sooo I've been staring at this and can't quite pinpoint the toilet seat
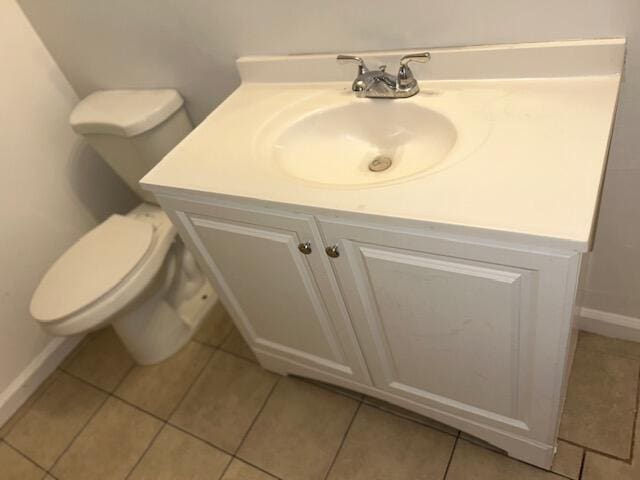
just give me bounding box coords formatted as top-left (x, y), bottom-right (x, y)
top-left (30, 204), bottom-right (177, 335)
top-left (31, 214), bottom-right (154, 322)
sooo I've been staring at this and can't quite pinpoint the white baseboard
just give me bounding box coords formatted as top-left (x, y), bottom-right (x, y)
top-left (578, 307), bottom-right (640, 343)
top-left (0, 335), bottom-right (84, 428)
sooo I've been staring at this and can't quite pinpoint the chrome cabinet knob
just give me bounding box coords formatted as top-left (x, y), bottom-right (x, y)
top-left (298, 241), bottom-right (312, 255)
top-left (325, 245), bottom-right (340, 258)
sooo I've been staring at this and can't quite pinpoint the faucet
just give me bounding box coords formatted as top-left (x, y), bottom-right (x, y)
top-left (337, 52), bottom-right (431, 99)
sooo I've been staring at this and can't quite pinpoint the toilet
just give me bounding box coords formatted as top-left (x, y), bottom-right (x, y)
top-left (30, 89), bottom-right (216, 365)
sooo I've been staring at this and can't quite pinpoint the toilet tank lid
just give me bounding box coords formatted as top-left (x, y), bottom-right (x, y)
top-left (70, 89), bottom-right (184, 137)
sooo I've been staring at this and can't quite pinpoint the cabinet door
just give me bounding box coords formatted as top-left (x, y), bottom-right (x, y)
top-left (164, 199), bottom-right (370, 384)
top-left (319, 216), bottom-right (579, 441)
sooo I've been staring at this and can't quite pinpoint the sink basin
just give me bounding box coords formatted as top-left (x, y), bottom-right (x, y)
top-left (260, 101), bottom-right (458, 188)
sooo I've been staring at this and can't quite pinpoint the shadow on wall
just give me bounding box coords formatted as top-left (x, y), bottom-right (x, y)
top-left (66, 140), bottom-right (139, 222)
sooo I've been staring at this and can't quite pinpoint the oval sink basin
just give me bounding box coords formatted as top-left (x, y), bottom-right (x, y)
top-left (268, 102), bottom-right (457, 187)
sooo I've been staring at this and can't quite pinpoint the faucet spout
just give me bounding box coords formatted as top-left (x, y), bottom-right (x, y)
top-left (337, 52), bottom-right (430, 99)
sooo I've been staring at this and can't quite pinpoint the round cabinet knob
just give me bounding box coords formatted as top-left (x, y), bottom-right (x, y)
top-left (298, 241), bottom-right (312, 255)
top-left (325, 245), bottom-right (340, 258)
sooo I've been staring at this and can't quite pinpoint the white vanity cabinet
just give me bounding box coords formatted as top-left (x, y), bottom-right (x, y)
top-left (161, 198), bottom-right (372, 385)
top-left (318, 216), bottom-right (581, 467)
top-left (140, 39), bottom-right (624, 472)
top-left (159, 194), bottom-right (580, 469)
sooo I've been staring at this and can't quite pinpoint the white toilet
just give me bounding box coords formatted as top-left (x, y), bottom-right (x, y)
top-left (30, 89), bottom-right (215, 365)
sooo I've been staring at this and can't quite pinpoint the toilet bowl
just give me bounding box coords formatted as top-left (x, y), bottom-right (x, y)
top-left (30, 204), bottom-right (215, 364)
top-left (29, 89), bottom-right (215, 365)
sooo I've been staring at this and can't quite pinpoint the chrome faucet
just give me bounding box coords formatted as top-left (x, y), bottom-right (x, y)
top-left (337, 52), bottom-right (431, 99)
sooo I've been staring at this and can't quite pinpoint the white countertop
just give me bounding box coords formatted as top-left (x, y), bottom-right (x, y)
top-left (142, 40), bottom-right (623, 252)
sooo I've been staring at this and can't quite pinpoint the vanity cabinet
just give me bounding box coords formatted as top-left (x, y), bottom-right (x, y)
top-left (159, 194), bottom-right (581, 469)
top-left (165, 199), bottom-right (371, 385)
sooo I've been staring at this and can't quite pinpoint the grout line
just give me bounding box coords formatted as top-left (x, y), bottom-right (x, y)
top-left (166, 346), bottom-right (218, 420)
top-left (2, 439), bottom-right (50, 475)
top-left (230, 457), bottom-right (285, 480)
top-left (107, 345), bottom-right (219, 424)
top-left (557, 437), bottom-right (634, 465)
top-left (192, 336), bottom-right (259, 365)
top-left (215, 347), bottom-right (259, 365)
top-left (167, 422), bottom-right (236, 457)
top-left (46, 359), bottom-right (136, 476)
top-left (45, 392), bottom-right (110, 476)
top-left (124, 422), bottom-right (166, 479)
top-left (322, 400), bottom-right (362, 480)
top-left (218, 324), bottom-right (238, 347)
top-left (51, 345), bottom-right (224, 479)
top-left (456, 434), bottom-right (580, 480)
top-left (442, 432), bottom-right (460, 479)
top-left (216, 456), bottom-right (235, 480)
top-left (629, 364), bottom-right (640, 465)
top-left (191, 332), bottom-right (232, 351)
top-left (578, 448), bottom-right (586, 480)
top-left (0, 371), bottom-right (60, 441)
top-left (218, 457), bottom-right (235, 480)
top-left (3, 436), bottom-right (49, 471)
top-left (233, 376), bottom-right (281, 457)
top-left (56, 369), bottom-right (114, 397)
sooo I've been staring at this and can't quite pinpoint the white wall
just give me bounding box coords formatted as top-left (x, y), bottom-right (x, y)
top-left (15, 0), bottom-right (640, 319)
top-left (0, 0), bottom-right (137, 413)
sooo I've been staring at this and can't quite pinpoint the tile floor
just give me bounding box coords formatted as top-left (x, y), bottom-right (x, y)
top-left (1, 305), bottom-right (639, 480)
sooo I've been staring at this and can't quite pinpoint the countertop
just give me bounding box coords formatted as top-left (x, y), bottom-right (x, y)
top-left (141, 40), bottom-right (623, 252)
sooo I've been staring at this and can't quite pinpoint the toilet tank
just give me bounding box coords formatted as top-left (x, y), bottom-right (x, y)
top-left (70, 89), bottom-right (193, 204)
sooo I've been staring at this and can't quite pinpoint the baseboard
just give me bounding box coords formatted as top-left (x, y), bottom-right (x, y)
top-left (0, 335), bottom-right (84, 428)
top-left (578, 307), bottom-right (640, 343)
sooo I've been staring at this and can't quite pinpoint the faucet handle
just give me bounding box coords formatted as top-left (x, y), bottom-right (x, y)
top-left (336, 55), bottom-right (368, 75)
top-left (399, 52), bottom-right (431, 66)
top-left (397, 52), bottom-right (430, 90)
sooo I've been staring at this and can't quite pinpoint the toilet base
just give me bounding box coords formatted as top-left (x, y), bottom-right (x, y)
top-left (112, 280), bottom-right (216, 365)
top-left (110, 240), bottom-right (217, 365)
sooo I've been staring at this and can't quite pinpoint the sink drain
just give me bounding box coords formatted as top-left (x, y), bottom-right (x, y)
top-left (368, 155), bottom-right (393, 172)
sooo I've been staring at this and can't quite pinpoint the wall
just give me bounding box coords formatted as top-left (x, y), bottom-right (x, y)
top-left (16, 0), bottom-right (640, 319)
top-left (0, 0), bottom-right (137, 422)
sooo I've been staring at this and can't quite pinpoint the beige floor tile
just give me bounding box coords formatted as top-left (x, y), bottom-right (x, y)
top-left (0, 370), bottom-right (61, 440)
top-left (221, 326), bottom-right (257, 362)
top-left (52, 397), bottom-right (162, 480)
top-left (559, 344), bottom-right (639, 458)
top-left (170, 351), bottom-right (278, 453)
top-left (238, 377), bottom-right (358, 480)
top-left (363, 395), bottom-right (458, 435)
top-left (327, 404), bottom-right (455, 480)
top-left (6, 372), bottom-right (106, 469)
top-left (58, 334), bottom-right (93, 371)
top-left (551, 441), bottom-right (583, 479)
top-left (0, 442), bottom-right (46, 480)
top-left (447, 439), bottom-right (563, 479)
top-left (115, 341), bottom-right (213, 419)
top-left (193, 302), bottom-right (234, 347)
top-left (578, 331), bottom-right (640, 360)
top-left (582, 451), bottom-right (638, 479)
top-left (129, 424), bottom-right (231, 480)
top-left (63, 327), bottom-right (134, 392)
top-left (222, 459), bottom-right (278, 480)
top-left (582, 415), bottom-right (640, 480)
